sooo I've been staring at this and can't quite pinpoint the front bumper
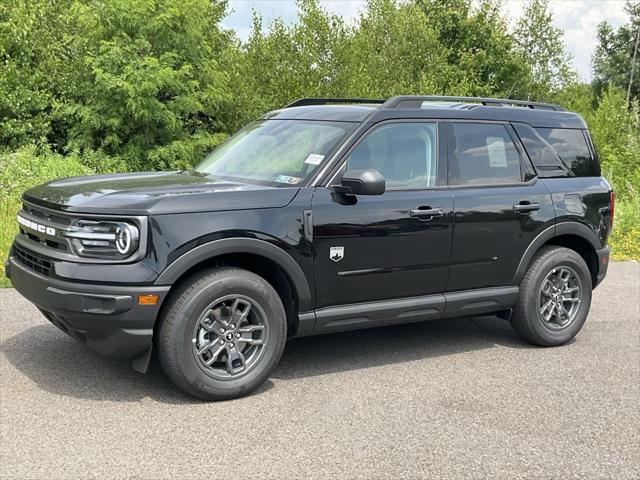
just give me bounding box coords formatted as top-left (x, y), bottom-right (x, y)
top-left (5, 254), bottom-right (170, 362)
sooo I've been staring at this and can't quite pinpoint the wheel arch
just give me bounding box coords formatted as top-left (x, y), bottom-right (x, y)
top-left (513, 222), bottom-right (601, 287)
top-left (154, 238), bottom-right (313, 336)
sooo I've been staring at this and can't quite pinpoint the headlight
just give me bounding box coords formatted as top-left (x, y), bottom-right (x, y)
top-left (65, 220), bottom-right (140, 259)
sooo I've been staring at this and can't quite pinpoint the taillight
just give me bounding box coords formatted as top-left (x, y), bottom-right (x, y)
top-left (609, 191), bottom-right (615, 227)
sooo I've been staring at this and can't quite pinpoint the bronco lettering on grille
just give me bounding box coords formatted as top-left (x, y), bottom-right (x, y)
top-left (17, 214), bottom-right (56, 236)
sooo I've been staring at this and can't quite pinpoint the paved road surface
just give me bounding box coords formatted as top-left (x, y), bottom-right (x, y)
top-left (1, 262), bottom-right (638, 479)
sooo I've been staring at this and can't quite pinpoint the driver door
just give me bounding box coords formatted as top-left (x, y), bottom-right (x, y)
top-left (311, 121), bottom-right (453, 329)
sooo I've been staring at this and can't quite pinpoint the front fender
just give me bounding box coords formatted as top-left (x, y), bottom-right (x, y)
top-left (154, 237), bottom-right (312, 312)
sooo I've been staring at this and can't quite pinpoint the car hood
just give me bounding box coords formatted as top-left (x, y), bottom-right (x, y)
top-left (22, 171), bottom-right (300, 215)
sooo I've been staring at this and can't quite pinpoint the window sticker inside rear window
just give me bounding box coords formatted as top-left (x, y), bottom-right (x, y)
top-left (273, 174), bottom-right (302, 185)
top-left (486, 136), bottom-right (508, 167)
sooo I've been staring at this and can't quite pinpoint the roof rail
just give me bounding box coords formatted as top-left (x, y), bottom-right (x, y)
top-left (382, 95), bottom-right (564, 111)
top-left (285, 98), bottom-right (385, 108)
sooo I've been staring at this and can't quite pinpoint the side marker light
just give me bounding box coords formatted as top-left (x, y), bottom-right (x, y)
top-left (138, 294), bottom-right (159, 305)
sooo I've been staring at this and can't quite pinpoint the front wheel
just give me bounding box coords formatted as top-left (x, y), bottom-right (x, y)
top-left (511, 246), bottom-right (592, 346)
top-left (157, 267), bottom-right (287, 400)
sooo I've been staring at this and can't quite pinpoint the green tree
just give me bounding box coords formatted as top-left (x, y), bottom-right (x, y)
top-left (513, 0), bottom-right (576, 99)
top-left (230, 0), bottom-right (347, 126)
top-left (0, 0), bottom-right (74, 149)
top-left (593, 1), bottom-right (640, 105)
top-left (549, 83), bottom-right (595, 116)
top-left (235, 0), bottom-right (532, 105)
top-left (417, 0), bottom-right (529, 97)
top-left (336, 0), bottom-right (449, 97)
top-left (588, 87), bottom-right (640, 197)
top-left (58, 0), bottom-right (233, 170)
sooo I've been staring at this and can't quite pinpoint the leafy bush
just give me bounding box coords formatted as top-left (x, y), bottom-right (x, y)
top-left (0, 0), bottom-right (75, 149)
top-left (1, 0), bottom-right (232, 170)
top-left (0, 146), bottom-right (91, 200)
top-left (587, 88), bottom-right (640, 198)
top-left (62, 0), bottom-right (232, 169)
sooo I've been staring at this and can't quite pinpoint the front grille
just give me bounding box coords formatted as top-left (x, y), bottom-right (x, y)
top-left (17, 202), bottom-right (72, 253)
top-left (19, 229), bottom-right (68, 251)
top-left (13, 243), bottom-right (52, 276)
top-left (23, 203), bottom-right (72, 226)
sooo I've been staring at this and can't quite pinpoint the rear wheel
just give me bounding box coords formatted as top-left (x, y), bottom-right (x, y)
top-left (157, 267), bottom-right (286, 400)
top-left (511, 246), bottom-right (592, 346)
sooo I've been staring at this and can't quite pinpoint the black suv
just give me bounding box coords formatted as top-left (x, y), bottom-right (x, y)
top-left (6, 96), bottom-right (614, 400)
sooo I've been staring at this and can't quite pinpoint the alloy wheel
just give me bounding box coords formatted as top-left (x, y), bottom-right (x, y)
top-left (192, 295), bottom-right (267, 379)
top-left (538, 266), bottom-right (582, 330)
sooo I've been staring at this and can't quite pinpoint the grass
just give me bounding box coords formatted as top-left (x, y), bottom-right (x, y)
top-left (0, 198), bottom-right (20, 287)
top-left (609, 199), bottom-right (640, 260)
top-left (1, 194), bottom-right (637, 289)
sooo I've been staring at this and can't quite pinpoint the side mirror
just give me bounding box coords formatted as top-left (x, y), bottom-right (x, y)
top-left (340, 169), bottom-right (385, 195)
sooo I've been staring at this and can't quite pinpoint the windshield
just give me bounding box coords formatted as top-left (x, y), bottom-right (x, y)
top-left (196, 119), bottom-right (357, 187)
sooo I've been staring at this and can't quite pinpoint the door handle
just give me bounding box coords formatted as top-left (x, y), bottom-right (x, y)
top-left (513, 202), bottom-right (540, 213)
top-left (409, 207), bottom-right (444, 219)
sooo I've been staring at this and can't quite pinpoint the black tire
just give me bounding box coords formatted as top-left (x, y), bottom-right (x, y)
top-left (157, 267), bottom-right (286, 400)
top-left (511, 246), bottom-right (592, 347)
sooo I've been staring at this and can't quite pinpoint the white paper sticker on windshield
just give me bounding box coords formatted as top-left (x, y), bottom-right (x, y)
top-left (304, 154), bottom-right (325, 165)
top-left (486, 137), bottom-right (508, 167)
top-left (274, 174), bottom-right (301, 185)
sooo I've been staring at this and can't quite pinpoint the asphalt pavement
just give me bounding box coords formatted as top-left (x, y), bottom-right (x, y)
top-left (1, 262), bottom-right (638, 479)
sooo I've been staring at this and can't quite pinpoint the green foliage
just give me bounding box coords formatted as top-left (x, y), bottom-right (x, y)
top-left (549, 83), bottom-right (596, 114)
top-left (57, 0), bottom-right (232, 170)
top-left (0, 146), bottom-right (92, 201)
top-left (513, 0), bottom-right (576, 99)
top-left (337, 0), bottom-right (449, 97)
top-left (1, 0), bottom-right (233, 170)
top-left (0, 0), bottom-right (74, 148)
top-left (417, 0), bottom-right (529, 97)
top-left (232, 0), bottom-right (550, 121)
top-left (1, 0), bottom-right (582, 166)
top-left (593, 0), bottom-right (640, 103)
top-left (609, 199), bottom-right (640, 261)
top-left (588, 87), bottom-right (640, 197)
top-left (231, 0), bottom-right (349, 125)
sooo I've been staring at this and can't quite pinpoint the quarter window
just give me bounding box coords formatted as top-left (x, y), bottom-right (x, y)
top-left (345, 123), bottom-right (438, 190)
top-left (448, 123), bottom-right (522, 185)
top-left (534, 128), bottom-right (600, 176)
top-left (512, 123), bottom-right (566, 176)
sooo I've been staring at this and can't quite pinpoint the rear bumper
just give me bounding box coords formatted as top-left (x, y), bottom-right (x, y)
top-left (5, 255), bottom-right (170, 360)
top-left (595, 246), bottom-right (610, 287)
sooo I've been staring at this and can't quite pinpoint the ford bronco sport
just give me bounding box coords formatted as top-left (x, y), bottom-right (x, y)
top-left (6, 96), bottom-right (613, 400)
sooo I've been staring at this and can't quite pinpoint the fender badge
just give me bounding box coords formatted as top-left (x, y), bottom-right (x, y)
top-left (330, 246), bottom-right (344, 262)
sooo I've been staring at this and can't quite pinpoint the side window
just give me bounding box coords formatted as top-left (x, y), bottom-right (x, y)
top-left (513, 123), bottom-right (567, 177)
top-left (534, 128), bottom-right (600, 176)
top-left (448, 123), bottom-right (522, 185)
top-left (345, 123), bottom-right (437, 190)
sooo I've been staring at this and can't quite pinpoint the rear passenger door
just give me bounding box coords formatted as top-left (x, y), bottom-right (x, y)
top-left (445, 121), bottom-right (555, 291)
